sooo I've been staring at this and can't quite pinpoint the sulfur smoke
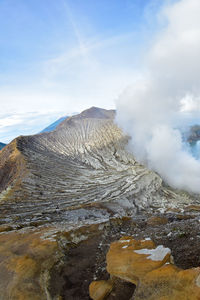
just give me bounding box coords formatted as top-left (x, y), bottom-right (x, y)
top-left (116, 0), bottom-right (200, 193)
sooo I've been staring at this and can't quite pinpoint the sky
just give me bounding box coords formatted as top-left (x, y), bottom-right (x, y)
top-left (0, 0), bottom-right (167, 143)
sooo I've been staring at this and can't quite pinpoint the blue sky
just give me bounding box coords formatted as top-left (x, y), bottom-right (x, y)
top-left (0, 0), bottom-right (171, 142)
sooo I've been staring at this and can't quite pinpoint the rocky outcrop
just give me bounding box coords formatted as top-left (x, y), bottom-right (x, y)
top-left (133, 264), bottom-right (200, 300)
top-left (106, 237), bottom-right (171, 285)
top-left (0, 139), bottom-right (27, 195)
top-left (90, 237), bottom-right (200, 300)
top-left (0, 227), bottom-right (60, 300)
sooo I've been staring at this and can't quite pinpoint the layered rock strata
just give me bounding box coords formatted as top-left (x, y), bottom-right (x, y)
top-left (0, 107), bottom-right (199, 229)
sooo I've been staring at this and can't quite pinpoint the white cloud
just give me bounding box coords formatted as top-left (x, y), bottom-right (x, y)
top-left (0, 111), bottom-right (68, 143)
top-left (0, 115), bottom-right (23, 128)
top-left (116, 0), bottom-right (200, 193)
top-left (180, 94), bottom-right (200, 113)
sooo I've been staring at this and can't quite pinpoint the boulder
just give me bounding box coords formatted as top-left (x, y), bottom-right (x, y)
top-left (89, 280), bottom-right (113, 300)
top-left (106, 236), bottom-right (171, 284)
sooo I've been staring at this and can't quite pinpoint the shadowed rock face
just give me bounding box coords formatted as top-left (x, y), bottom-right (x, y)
top-left (0, 107), bottom-right (200, 228)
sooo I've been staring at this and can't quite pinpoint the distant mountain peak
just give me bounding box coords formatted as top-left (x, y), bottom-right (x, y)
top-left (40, 116), bottom-right (68, 133)
top-left (0, 142), bottom-right (6, 150)
top-left (78, 107), bottom-right (116, 119)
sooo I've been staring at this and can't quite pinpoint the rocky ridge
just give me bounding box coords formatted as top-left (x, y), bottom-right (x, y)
top-left (0, 107), bottom-right (199, 229)
top-left (1, 107), bottom-right (200, 299)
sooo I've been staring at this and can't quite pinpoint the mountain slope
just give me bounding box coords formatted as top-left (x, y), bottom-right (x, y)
top-left (0, 107), bottom-right (198, 227)
top-left (1, 107), bottom-right (200, 300)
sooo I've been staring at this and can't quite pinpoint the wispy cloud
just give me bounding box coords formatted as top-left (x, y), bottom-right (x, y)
top-left (0, 111), bottom-right (68, 143)
top-left (0, 115), bottom-right (23, 128)
top-left (62, 0), bottom-right (88, 57)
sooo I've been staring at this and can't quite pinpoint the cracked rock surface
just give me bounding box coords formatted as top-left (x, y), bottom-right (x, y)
top-left (0, 107), bottom-right (199, 228)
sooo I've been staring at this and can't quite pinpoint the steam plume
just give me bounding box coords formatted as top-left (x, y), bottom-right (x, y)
top-left (116, 0), bottom-right (200, 193)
